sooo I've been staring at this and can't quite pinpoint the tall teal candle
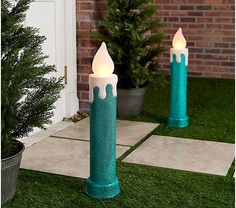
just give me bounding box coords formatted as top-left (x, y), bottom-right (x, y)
top-left (168, 28), bottom-right (189, 128)
top-left (85, 43), bottom-right (120, 198)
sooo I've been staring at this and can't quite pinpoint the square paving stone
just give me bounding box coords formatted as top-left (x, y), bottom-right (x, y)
top-left (123, 135), bottom-right (235, 176)
top-left (21, 137), bottom-right (129, 178)
top-left (52, 117), bottom-right (158, 146)
top-left (20, 121), bottom-right (74, 148)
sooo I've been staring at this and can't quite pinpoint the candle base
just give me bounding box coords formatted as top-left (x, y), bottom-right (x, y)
top-left (167, 116), bottom-right (189, 128)
top-left (85, 177), bottom-right (120, 199)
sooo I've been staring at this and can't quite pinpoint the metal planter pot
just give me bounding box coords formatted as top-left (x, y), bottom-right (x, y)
top-left (117, 87), bottom-right (147, 118)
top-left (1, 141), bottom-right (25, 204)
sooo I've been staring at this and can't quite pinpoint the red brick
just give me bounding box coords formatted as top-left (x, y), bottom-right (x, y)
top-left (187, 0), bottom-right (204, 3)
top-left (214, 18), bottom-right (231, 23)
top-left (188, 24), bottom-right (204, 29)
top-left (78, 66), bottom-right (92, 73)
top-left (204, 60), bottom-right (222, 65)
top-left (196, 5), bottom-right (212, 10)
top-left (222, 0), bottom-right (235, 3)
top-left (196, 54), bottom-right (212, 59)
top-left (214, 5), bottom-right (232, 10)
top-left (81, 75), bottom-right (89, 82)
top-left (221, 12), bottom-right (235, 16)
top-left (221, 62), bottom-right (235, 67)
top-left (180, 17), bottom-right (196, 22)
top-left (204, 11), bottom-right (221, 16)
top-left (155, 0), bottom-right (171, 3)
top-left (222, 49), bottom-right (235, 54)
top-left (214, 42), bottom-right (230, 48)
top-left (223, 24), bottom-right (234, 30)
top-left (78, 39), bottom-right (91, 48)
top-left (205, 49), bottom-right (221, 53)
top-left (81, 92), bottom-right (89, 100)
top-left (80, 21), bottom-right (96, 30)
top-left (197, 18), bottom-right (213, 23)
top-left (206, 24), bottom-right (222, 29)
top-left (163, 5), bottom-right (178, 10)
top-left (180, 5), bottom-right (195, 10)
top-left (78, 84), bottom-right (89, 92)
top-left (164, 17), bottom-right (179, 22)
top-left (81, 57), bottom-right (92, 65)
top-left (170, 11), bottom-right (187, 17)
top-left (188, 11), bottom-right (203, 16)
top-left (79, 2), bottom-right (95, 10)
top-left (205, 0), bottom-right (222, 4)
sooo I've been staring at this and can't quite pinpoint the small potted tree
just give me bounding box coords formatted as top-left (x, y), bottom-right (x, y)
top-left (1, 0), bottom-right (63, 204)
top-left (93, 0), bottom-right (165, 117)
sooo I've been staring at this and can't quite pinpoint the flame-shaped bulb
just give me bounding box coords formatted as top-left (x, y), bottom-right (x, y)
top-left (92, 42), bottom-right (114, 77)
top-left (172, 28), bottom-right (187, 50)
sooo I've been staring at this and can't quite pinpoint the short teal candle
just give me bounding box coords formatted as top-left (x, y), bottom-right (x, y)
top-left (85, 74), bottom-right (120, 199)
top-left (167, 48), bottom-right (189, 128)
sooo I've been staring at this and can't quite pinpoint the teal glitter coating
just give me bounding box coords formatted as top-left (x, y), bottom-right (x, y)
top-left (167, 54), bottom-right (189, 128)
top-left (85, 84), bottom-right (120, 198)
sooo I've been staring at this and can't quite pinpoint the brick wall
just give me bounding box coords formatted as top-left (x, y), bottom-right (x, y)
top-left (76, 0), bottom-right (235, 109)
top-left (76, 0), bottom-right (106, 109)
top-left (156, 0), bottom-right (235, 79)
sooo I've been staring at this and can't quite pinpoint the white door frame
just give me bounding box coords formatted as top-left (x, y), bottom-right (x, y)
top-left (64, 0), bottom-right (79, 117)
top-left (22, 0), bottom-right (78, 139)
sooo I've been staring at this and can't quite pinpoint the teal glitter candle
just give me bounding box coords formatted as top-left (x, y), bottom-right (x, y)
top-left (168, 28), bottom-right (189, 128)
top-left (85, 43), bottom-right (120, 198)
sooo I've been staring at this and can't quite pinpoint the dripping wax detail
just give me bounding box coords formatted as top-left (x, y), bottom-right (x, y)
top-left (89, 74), bottom-right (118, 103)
top-left (170, 48), bottom-right (188, 66)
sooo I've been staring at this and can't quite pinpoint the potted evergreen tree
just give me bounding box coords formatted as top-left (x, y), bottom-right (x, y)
top-left (93, 0), bottom-right (165, 117)
top-left (1, 0), bottom-right (63, 204)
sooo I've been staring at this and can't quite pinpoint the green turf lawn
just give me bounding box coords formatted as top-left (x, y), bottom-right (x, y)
top-left (2, 77), bottom-right (235, 208)
top-left (3, 162), bottom-right (234, 208)
top-left (129, 77), bottom-right (235, 143)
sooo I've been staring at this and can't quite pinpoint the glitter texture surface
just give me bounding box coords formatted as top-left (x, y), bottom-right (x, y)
top-left (168, 54), bottom-right (189, 128)
top-left (85, 84), bottom-right (120, 198)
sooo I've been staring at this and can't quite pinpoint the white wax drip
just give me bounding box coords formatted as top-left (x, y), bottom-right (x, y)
top-left (170, 48), bottom-right (188, 66)
top-left (89, 74), bottom-right (118, 103)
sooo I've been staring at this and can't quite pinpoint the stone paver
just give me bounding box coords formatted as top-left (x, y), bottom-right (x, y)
top-left (123, 135), bottom-right (235, 176)
top-left (20, 121), bottom-right (74, 148)
top-left (21, 137), bottom-right (129, 178)
top-left (52, 117), bottom-right (158, 146)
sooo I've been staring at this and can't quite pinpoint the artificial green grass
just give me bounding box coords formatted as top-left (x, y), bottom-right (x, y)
top-left (3, 163), bottom-right (234, 208)
top-left (129, 77), bottom-right (235, 143)
top-left (3, 77), bottom-right (234, 207)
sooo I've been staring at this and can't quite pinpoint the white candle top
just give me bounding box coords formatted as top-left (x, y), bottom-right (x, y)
top-left (170, 48), bottom-right (188, 66)
top-left (89, 74), bottom-right (118, 103)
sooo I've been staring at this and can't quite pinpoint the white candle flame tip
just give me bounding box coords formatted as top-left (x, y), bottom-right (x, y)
top-left (92, 42), bottom-right (114, 77)
top-left (172, 28), bottom-right (187, 50)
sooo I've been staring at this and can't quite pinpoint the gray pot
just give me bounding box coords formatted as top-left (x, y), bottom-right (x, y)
top-left (1, 141), bottom-right (25, 204)
top-left (117, 87), bottom-right (147, 118)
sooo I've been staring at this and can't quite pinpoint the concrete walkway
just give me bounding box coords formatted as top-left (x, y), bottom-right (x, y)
top-left (21, 118), bottom-right (234, 178)
top-left (21, 118), bottom-right (158, 178)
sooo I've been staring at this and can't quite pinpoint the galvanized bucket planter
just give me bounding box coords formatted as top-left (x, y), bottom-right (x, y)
top-left (1, 141), bottom-right (25, 204)
top-left (117, 87), bottom-right (147, 118)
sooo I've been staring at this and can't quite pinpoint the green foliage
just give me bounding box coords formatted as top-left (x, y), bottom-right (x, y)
top-left (1, 0), bottom-right (64, 158)
top-left (93, 0), bottom-right (165, 88)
